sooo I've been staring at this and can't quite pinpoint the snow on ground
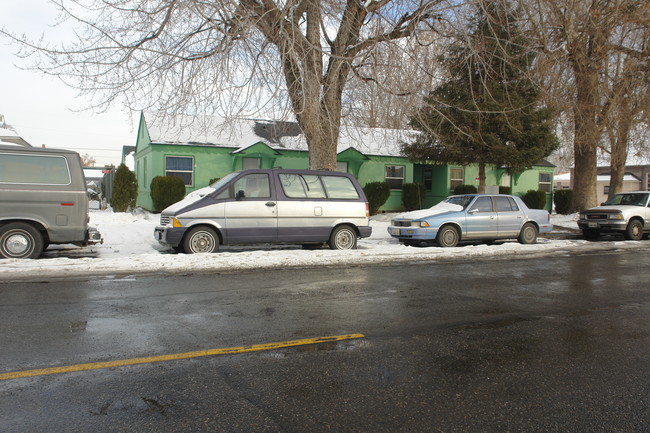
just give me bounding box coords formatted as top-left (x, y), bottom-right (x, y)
top-left (0, 209), bottom-right (643, 281)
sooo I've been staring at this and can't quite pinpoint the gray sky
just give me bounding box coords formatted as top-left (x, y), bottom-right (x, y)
top-left (0, 0), bottom-right (135, 166)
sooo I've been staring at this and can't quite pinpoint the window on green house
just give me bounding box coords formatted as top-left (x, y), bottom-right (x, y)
top-left (165, 156), bottom-right (193, 186)
top-left (385, 165), bottom-right (404, 190)
top-left (423, 167), bottom-right (433, 191)
top-left (243, 157), bottom-right (261, 170)
top-left (539, 173), bottom-right (551, 192)
top-left (450, 168), bottom-right (464, 190)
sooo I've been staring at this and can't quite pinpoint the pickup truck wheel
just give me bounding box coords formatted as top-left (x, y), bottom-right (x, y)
top-left (183, 226), bottom-right (219, 254)
top-left (625, 220), bottom-right (643, 241)
top-left (518, 223), bottom-right (538, 244)
top-left (0, 223), bottom-right (44, 259)
top-left (329, 225), bottom-right (357, 250)
top-left (437, 225), bottom-right (459, 248)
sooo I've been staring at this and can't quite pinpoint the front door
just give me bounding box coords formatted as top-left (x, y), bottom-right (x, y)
top-left (224, 173), bottom-right (277, 243)
top-left (464, 196), bottom-right (498, 239)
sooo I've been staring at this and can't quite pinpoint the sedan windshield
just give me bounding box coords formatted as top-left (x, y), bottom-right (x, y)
top-left (604, 193), bottom-right (649, 207)
top-left (444, 195), bottom-right (474, 209)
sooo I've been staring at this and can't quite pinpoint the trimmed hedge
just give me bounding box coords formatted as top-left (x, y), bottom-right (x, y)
top-left (363, 181), bottom-right (391, 215)
top-left (110, 163), bottom-right (138, 212)
top-left (521, 189), bottom-right (547, 209)
top-left (554, 189), bottom-right (573, 214)
top-left (454, 184), bottom-right (477, 194)
top-left (150, 176), bottom-right (186, 212)
top-left (402, 183), bottom-right (426, 211)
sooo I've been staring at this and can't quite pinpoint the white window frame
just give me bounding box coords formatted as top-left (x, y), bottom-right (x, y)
top-left (385, 165), bottom-right (405, 190)
top-left (539, 173), bottom-right (552, 192)
top-left (165, 156), bottom-right (194, 187)
top-left (450, 167), bottom-right (464, 190)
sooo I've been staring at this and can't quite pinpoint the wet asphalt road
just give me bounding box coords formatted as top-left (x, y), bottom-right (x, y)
top-left (1, 249), bottom-right (649, 432)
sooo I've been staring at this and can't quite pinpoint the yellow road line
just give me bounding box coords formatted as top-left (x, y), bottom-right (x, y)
top-left (0, 333), bottom-right (365, 381)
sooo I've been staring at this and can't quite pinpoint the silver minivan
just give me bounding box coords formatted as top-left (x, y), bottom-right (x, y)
top-left (0, 143), bottom-right (102, 259)
top-left (154, 168), bottom-right (372, 253)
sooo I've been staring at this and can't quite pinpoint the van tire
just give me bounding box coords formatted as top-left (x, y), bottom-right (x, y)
top-left (0, 222), bottom-right (44, 259)
top-left (328, 225), bottom-right (357, 250)
top-left (183, 226), bottom-right (219, 254)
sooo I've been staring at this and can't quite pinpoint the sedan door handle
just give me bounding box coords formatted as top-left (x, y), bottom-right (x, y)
top-left (265, 202), bottom-right (276, 207)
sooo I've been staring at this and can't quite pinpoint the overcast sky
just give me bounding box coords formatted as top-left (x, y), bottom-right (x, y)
top-left (0, 0), bottom-right (136, 166)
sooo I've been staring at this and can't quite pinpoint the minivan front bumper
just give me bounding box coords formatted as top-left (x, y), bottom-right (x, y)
top-left (154, 226), bottom-right (187, 247)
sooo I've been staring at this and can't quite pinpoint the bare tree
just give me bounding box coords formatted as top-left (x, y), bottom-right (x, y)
top-left (80, 153), bottom-right (96, 167)
top-left (601, 38), bottom-right (649, 198)
top-left (2, 0), bottom-right (461, 171)
top-left (521, 0), bottom-right (649, 210)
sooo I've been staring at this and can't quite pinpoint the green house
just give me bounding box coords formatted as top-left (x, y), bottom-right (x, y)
top-left (134, 112), bottom-right (555, 211)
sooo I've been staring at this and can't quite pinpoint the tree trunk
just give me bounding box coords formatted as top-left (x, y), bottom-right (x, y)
top-left (608, 100), bottom-right (633, 199)
top-left (571, 65), bottom-right (601, 211)
top-left (478, 161), bottom-right (486, 193)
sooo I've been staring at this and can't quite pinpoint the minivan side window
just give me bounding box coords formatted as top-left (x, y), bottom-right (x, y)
top-left (321, 175), bottom-right (360, 199)
top-left (280, 174), bottom-right (326, 199)
top-left (0, 153), bottom-right (71, 185)
top-left (233, 173), bottom-right (271, 198)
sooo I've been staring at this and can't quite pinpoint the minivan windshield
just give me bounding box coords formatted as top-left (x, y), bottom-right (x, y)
top-left (603, 193), bottom-right (649, 207)
top-left (209, 172), bottom-right (238, 191)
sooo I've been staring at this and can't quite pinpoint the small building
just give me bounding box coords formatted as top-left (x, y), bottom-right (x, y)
top-left (133, 112), bottom-right (555, 212)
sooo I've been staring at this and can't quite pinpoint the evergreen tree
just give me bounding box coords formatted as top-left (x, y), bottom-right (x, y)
top-left (110, 163), bottom-right (138, 212)
top-left (404, 0), bottom-right (558, 192)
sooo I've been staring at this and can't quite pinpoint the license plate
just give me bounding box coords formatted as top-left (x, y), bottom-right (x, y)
top-left (389, 227), bottom-right (400, 236)
top-left (588, 222), bottom-right (598, 228)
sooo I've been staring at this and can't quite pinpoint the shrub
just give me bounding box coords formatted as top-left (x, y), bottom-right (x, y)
top-left (363, 181), bottom-right (391, 215)
top-left (453, 184), bottom-right (478, 194)
top-left (554, 189), bottom-right (573, 214)
top-left (521, 189), bottom-right (547, 209)
top-left (402, 183), bottom-right (426, 211)
top-left (499, 186), bottom-right (512, 194)
top-left (208, 177), bottom-right (220, 185)
top-left (150, 176), bottom-right (186, 212)
top-left (110, 163), bottom-right (138, 212)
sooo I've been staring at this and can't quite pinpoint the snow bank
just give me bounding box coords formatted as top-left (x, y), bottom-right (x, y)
top-left (0, 209), bottom-right (641, 281)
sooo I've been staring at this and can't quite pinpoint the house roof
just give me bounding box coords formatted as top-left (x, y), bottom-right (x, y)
top-left (142, 112), bottom-right (410, 157)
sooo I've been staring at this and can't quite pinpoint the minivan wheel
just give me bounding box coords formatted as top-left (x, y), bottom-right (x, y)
top-left (518, 223), bottom-right (538, 244)
top-left (183, 226), bottom-right (219, 254)
top-left (0, 223), bottom-right (44, 259)
top-left (329, 226), bottom-right (357, 250)
top-left (625, 219), bottom-right (643, 241)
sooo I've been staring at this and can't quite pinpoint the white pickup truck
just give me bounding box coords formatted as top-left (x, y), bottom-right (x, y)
top-left (578, 191), bottom-right (650, 240)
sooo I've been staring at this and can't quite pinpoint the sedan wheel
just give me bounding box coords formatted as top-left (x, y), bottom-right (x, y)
top-left (183, 226), bottom-right (219, 254)
top-left (437, 225), bottom-right (459, 248)
top-left (625, 220), bottom-right (643, 241)
top-left (518, 223), bottom-right (538, 244)
top-left (0, 223), bottom-right (44, 259)
top-left (329, 225), bottom-right (357, 250)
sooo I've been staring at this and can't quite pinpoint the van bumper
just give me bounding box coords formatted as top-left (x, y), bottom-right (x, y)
top-left (154, 226), bottom-right (187, 247)
top-left (359, 226), bottom-right (372, 238)
top-left (87, 226), bottom-right (103, 245)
